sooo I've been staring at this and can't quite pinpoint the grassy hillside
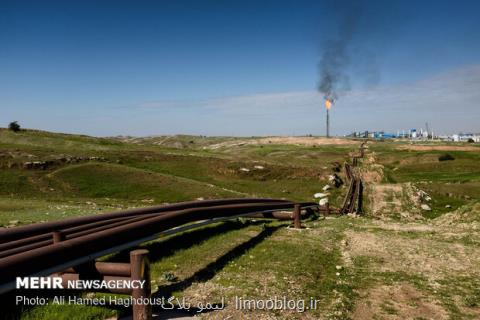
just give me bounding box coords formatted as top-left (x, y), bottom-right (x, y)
top-left (0, 129), bottom-right (353, 226)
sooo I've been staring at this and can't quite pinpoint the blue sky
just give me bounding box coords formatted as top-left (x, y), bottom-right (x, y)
top-left (1, 0), bottom-right (479, 136)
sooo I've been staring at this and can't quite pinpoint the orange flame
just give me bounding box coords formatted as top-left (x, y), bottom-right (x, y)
top-left (325, 99), bottom-right (332, 110)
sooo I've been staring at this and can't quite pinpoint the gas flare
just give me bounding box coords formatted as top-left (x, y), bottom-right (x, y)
top-left (325, 99), bottom-right (332, 110)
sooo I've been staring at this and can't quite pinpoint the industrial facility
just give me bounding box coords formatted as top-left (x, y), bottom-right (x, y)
top-left (347, 128), bottom-right (480, 142)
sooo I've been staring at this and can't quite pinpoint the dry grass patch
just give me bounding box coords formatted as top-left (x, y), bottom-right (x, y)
top-left (396, 145), bottom-right (480, 152)
top-left (352, 283), bottom-right (448, 320)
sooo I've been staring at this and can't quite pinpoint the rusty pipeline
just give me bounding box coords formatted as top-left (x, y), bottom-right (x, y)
top-left (0, 200), bottom-right (316, 293)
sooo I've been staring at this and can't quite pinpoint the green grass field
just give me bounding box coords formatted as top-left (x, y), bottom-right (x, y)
top-left (2, 129), bottom-right (480, 319)
top-left (0, 129), bottom-right (352, 226)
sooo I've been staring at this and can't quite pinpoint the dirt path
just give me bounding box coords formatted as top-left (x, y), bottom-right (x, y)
top-left (369, 183), bottom-right (424, 220)
top-left (207, 136), bottom-right (360, 149)
top-left (342, 218), bottom-right (480, 319)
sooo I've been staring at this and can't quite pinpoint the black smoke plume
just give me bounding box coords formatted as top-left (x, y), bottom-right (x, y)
top-left (318, 2), bottom-right (362, 101)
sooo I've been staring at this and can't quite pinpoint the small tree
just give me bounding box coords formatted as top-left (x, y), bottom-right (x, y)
top-left (467, 138), bottom-right (475, 143)
top-left (8, 121), bottom-right (21, 132)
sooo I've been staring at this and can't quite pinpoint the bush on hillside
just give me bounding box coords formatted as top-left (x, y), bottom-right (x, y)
top-left (438, 153), bottom-right (455, 161)
top-left (8, 121), bottom-right (21, 132)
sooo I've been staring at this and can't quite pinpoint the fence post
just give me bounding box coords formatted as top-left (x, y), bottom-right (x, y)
top-left (293, 204), bottom-right (301, 229)
top-left (130, 249), bottom-right (152, 320)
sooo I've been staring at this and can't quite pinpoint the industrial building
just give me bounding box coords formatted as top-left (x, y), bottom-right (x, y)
top-left (347, 130), bottom-right (479, 142)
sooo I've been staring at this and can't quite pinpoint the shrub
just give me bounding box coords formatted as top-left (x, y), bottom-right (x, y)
top-left (438, 153), bottom-right (455, 161)
top-left (467, 138), bottom-right (475, 143)
top-left (8, 121), bottom-right (21, 132)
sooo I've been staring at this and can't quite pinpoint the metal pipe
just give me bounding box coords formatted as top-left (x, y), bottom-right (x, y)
top-left (0, 202), bottom-right (315, 259)
top-left (62, 262), bottom-right (131, 277)
top-left (0, 198), bottom-right (292, 242)
top-left (0, 215), bottom-right (137, 251)
top-left (0, 201), bottom-right (316, 293)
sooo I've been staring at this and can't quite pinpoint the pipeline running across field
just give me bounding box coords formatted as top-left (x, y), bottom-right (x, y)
top-left (0, 141), bottom-right (367, 295)
top-left (0, 199), bottom-right (319, 294)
